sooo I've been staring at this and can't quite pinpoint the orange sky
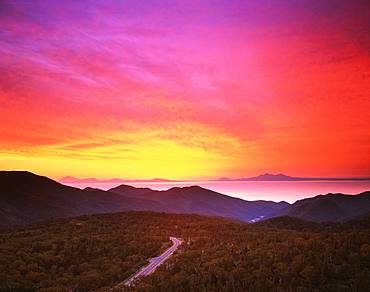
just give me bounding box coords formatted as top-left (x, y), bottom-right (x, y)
top-left (0, 0), bottom-right (369, 179)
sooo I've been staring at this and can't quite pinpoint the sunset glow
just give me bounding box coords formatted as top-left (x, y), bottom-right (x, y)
top-left (1, 0), bottom-right (369, 179)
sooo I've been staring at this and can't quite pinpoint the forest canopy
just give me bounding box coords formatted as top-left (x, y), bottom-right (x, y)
top-left (0, 212), bottom-right (369, 291)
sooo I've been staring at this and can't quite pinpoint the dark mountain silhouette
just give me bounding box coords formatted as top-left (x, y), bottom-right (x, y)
top-left (108, 185), bottom-right (289, 222)
top-left (109, 184), bottom-right (154, 197)
top-left (0, 171), bottom-right (162, 226)
top-left (278, 191), bottom-right (370, 222)
top-left (1, 171), bottom-right (369, 226)
top-left (0, 171), bottom-right (288, 226)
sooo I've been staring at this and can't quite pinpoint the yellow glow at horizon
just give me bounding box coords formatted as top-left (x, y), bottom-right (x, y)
top-left (0, 139), bottom-right (232, 180)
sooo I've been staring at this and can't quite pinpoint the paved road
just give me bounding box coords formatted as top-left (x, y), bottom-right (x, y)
top-left (114, 237), bottom-right (182, 289)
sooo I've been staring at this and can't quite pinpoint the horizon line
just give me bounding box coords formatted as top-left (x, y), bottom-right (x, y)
top-left (56, 173), bottom-right (370, 183)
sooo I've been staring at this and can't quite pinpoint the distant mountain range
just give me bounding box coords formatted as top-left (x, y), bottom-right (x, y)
top-left (59, 173), bottom-right (369, 184)
top-left (59, 176), bottom-right (177, 184)
top-left (1, 171), bottom-right (369, 226)
top-left (216, 173), bottom-right (370, 181)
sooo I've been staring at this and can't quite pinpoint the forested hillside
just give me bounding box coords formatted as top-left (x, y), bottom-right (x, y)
top-left (1, 212), bottom-right (369, 291)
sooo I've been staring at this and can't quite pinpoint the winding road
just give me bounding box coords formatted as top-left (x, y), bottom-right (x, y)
top-left (113, 237), bottom-right (182, 289)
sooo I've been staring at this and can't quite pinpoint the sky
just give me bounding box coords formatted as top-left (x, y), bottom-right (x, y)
top-left (0, 0), bottom-right (369, 180)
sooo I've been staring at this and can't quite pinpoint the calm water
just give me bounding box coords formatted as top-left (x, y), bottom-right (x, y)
top-left (66, 180), bottom-right (370, 203)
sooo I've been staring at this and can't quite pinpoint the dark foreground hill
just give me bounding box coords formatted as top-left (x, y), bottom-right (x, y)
top-left (0, 212), bottom-right (369, 291)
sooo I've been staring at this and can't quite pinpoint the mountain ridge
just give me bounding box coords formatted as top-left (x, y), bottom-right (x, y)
top-left (1, 171), bottom-right (369, 226)
top-left (108, 184), bottom-right (289, 222)
top-left (0, 171), bottom-right (162, 226)
top-left (277, 191), bottom-right (370, 222)
top-left (0, 171), bottom-right (287, 226)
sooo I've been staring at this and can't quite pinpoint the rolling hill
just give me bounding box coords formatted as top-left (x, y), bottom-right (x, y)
top-left (278, 191), bottom-right (370, 222)
top-left (0, 171), bottom-right (161, 226)
top-left (0, 171), bottom-right (288, 226)
top-left (1, 171), bottom-right (369, 226)
top-left (109, 185), bottom-right (289, 222)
